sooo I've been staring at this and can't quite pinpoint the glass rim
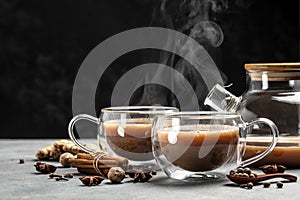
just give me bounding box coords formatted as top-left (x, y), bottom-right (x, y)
top-left (156, 111), bottom-right (240, 119)
top-left (101, 106), bottom-right (179, 114)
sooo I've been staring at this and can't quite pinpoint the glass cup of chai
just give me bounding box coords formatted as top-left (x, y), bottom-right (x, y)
top-left (152, 111), bottom-right (278, 181)
top-left (68, 106), bottom-right (178, 169)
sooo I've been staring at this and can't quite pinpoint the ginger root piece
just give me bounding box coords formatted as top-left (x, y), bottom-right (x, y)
top-left (49, 148), bottom-right (61, 160)
top-left (54, 139), bottom-right (73, 150)
top-left (62, 143), bottom-right (81, 154)
top-left (35, 146), bottom-right (54, 160)
top-left (59, 152), bottom-right (74, 167)
top-left (36, 139), bottom-right (81, 161)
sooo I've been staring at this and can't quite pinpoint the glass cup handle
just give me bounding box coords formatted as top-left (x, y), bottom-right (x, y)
top-left (68, 114), bottom-right (100, 155)
top-left (239, 118), bottom-right (279, 167)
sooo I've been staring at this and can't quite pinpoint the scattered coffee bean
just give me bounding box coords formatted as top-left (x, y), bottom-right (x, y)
top-left (277, 181), bottom-right (283, 188)
top-left (247, 182), bottom-right (254, 189)
top-left (242, 173), bottom-right (249, 178)
top-left (249, 174), bottom-right (256, 178)
top-left (229, 170), bottom-right (236, 175)
top-left (251, 172), bottom-right (257, 177)
top-left (244, 167), bottom-right (251, 175)
top-left (228, 166), bottom-right (294, 190)
top-left (240, 182), bottom-right (253, 189)
top-left (237, 168), bottom-right (244, 174)
top-left (263, 182), bottom-right (271, 188)
top-left (229, 167), bottom-right (258, 178)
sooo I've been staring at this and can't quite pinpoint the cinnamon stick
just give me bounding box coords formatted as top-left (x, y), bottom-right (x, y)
top-left (77, 153), bottom-right (128, 167)
top-left (77, 153), bottom-right (94, 160)
top-left (72, 164), bottom-right (117, 169)
top-left (69, 158), bottom-right (119, 166)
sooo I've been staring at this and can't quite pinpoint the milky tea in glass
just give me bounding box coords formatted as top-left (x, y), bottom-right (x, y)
top-left (68, 106), bottom-right (178, 168)
top-left (152, 112), bottom-right (278, 180)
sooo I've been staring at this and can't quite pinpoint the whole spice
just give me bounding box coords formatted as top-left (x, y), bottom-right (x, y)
top-left (62, 143), bottom-right (81, 154)
top-left (36, 140), bottom-right (81, 161)
top-left (229, 170), bottom-right (236, 175)
top-left (249, 173), bottom-right (256, 178)
top-left (36, 146), bottom-right (55, 160)
top-left (247, 182), bottom-right (254, 189)
top-left (69, 152), bottom-right (129, 176)
top-left (240, 182), bottom-right (253, 189)
top-left (53, 139), bottom-right (70, 149)
top-left (19, 159), bottom-right (24, 164)
top-left (243, 168), bottom-right (251, 175)
top-left (126, 168), bottom-right (156, 183)
top-left (55, 177), bottom-right (69, 181)
top-left (59, 152), bottom-right (74, 167)
top-left (64, 173), bottom-right (74, 178)
top-left (54, 139), bottom-right (82, 155)
top-left (107, 167), bottom-right (125, 184)
top-left (242, 173), bottom-right (249, 178)
top-left (76, 153), bottom-right (129, 168)
top-left (263, 181), bottom-right (271, 188)
top-left (49, 173), bottom-right (62, 179)
top-left (277, 165), bottom-right (287, 173)
top-left (227, 166), bottom-right (297, 189)
top-left (228, 167), bottom-right (257, 178)
top-left (79, 176), bottom-right (104, 186)
top-left (49, 148), bottom-right (61, 160)
top-left (236, 168), bottom-right (244, 174)
top-left (276, 181), bottom-right (283, 188)
top-left (34, 161), bottom-right (57, 174)
top-left (260, 164), bottom-right (287, 174)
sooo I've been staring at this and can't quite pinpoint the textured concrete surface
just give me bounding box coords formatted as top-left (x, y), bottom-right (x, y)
top-left (1, 139), bottom-right (300, 200)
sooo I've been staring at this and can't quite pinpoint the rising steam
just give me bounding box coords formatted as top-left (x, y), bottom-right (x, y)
top-left (190, 21), bottom-right (224, 47)
top-left (131, 0), bottom-right (228, 110)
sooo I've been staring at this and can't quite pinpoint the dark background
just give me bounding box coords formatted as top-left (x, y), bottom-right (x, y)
top-left (1, 0), bottom-right (299, 138)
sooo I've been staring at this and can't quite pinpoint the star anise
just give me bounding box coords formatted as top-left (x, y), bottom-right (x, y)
top-left (259, 164), bottom-right (287, 174)
top-left (126, 168), bottom-right (156, 183)
top-left (79, 176), bottom-right (104, 186)
top-left (34, 161), bottom-right (57, 174)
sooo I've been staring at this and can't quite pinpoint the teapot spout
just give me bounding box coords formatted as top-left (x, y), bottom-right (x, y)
top-left (204, 84), bottom-right (242, 112)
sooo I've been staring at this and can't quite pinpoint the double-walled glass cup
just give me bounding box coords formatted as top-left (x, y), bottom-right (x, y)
top-left (152, 112), bottom-right (278, 180)
top-left (69, 106), bottom-right (178, 169)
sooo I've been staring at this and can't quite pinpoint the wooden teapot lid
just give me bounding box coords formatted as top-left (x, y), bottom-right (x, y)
top-left (245, 63), bottom-right (300, 81)
top-left (245, 63), bottom-right (300, 71)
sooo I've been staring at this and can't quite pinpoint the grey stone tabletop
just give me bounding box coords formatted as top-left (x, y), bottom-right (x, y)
top-left (1, 139), bottom-right (299, 200)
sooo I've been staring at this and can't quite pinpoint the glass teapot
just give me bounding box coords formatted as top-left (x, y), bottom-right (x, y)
top-left (205, 63), bottom-right (300, 168)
